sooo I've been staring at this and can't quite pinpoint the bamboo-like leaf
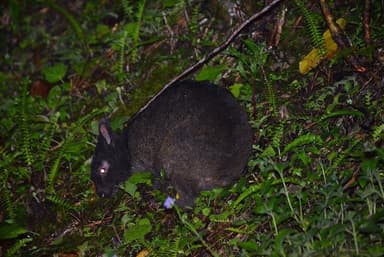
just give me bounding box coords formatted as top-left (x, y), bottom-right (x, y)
top-left (320, 109), bottom-right (364, 121)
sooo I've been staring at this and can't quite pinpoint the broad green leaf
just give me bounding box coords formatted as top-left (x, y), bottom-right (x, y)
top-left (230, 83), bottom-right (243, 98)
top-left (42, 63), bottom-right (67, 83)
top-left (128, 171), bottom-right (152, 185)
top-left (124, 218), bottom-right (152, 243)
top-left (0, 222), bottom-right (28, 240)
top-left (195, 65), bottom-right (226, 81)
top-left (238, 240), bottom-right (258, 251)
top-left (320, 109), bottom-right (364, 121)
top-left (122, 181), bottom-right (137, 197)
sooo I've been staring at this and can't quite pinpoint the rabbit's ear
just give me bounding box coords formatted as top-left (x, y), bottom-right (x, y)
top-left (99, 118), bottom-right (112, 145)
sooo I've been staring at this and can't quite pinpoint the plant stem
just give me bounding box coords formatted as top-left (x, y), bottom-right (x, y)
top-left (175, 207), bottom-right (220, 257)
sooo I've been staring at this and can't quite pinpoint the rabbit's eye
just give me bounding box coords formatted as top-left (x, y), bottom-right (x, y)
top-left (99, 160), bottom-right (110, 176)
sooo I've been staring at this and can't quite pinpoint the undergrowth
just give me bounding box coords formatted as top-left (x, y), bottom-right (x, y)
top-left (0, 1), bottom-right (383, 256)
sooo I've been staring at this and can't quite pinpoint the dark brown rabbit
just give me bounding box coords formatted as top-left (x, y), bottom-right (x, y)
top-left (91, 80), bottom-right (252, 207)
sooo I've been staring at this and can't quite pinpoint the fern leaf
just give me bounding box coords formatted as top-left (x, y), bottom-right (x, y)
top-left (134, 0), bottom-right (146, 39)
top-left (119, 0), bottom-right (146, 65)
top-left (283, 133), bottom-right (323, 154)
top-left (1, 175), bottom-right (16, 220)
top-left (189, 4), bottom-right (200, 37)
top-left (233, 184), bottom-right (261, 208)
top-left (373, 124), bottom-right (384, 142)
top-left (19, 86), bottom-right (33, 167)
top-left (46, 153), bottom-right (63, 194)
top-left (121, 0), bottom-right (133, 18)
top-left (47, 195), bottom-right (75, 211)
top-left (74, 104), bottom-right (106, 129)
top-left (119, 28), bottom-right (128, 74)
top-left (331, 139), bottom-right (360, 169)
top-left (5, 237), bottom-right (33, 257)
top-left (364, 91), bottom-right (372, 107)
top-left (170, 237), bottom-right (181, 257)
top-left (266, 76), bottom-right (277, 115)
top-left (295, 0), bottom-right (324, 52)
top-left (261, 145), bottom-right (276, 158)
top-left (36, 113), bottom-right (59, 170)
top-left (272, 122), bottom-right (284, 149)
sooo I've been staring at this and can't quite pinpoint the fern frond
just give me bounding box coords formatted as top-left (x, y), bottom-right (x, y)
top-left (36, 113), bottom-right (59, 171)
top-left (266, 75), bottom-right (277, 116)
top-left (283, 133), bottom-right (323, 154)
top-left (189, 5), bottom-right (199, 34)
top-left (119, 0), bottom-right (146, 67)
top-left (295, 0), bottom-right (324, 54)
top-left (134, 0), bottom-right (146, 40)
top-left (155, 237), bottom-right (183, 257)
top-left (46, 153), bottom-right (63, 194)
top-left (364, 91), bottom-right (372, 107)
top-left (74, 102), bottom-right (107, 129)
top-left (170, 236), bottom-right (181, 257)
top-left (47, 195), bottom-right (75, 211)
top-left (121, 0), bottom-right (133, 18)
top-left (1, 184), bottom-right (16, 220)
top-left (5, 237), bottom-right (33, 257)
top-left (19, 85), bottom-right (33, 168)
top-left (373, 124), bottom-right (384, 142)
top-left (0, 174), bottom-right (16, 220)
top-left (350, 23), bottom-right (366, 49)
top-left (119, 28), bottom-right (129, 75)
top-left (261, 145), bottom-right (276, 158)
top-left (272, 122), bottom-right (284, 149)
top-left (233, 184), bottom-right (260, 208)
top-left (331, 138), bottom-right (360, 169)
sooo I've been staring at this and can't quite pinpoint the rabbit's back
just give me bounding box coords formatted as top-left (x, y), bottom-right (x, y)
top-left (126, 80), bottom-right (252, 206)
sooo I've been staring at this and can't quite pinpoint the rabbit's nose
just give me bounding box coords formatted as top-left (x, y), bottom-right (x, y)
top-left (96, 187), bottom-right (113, 198)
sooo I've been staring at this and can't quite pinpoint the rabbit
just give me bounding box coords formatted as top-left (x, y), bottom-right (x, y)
top-left (91, 80), bottom-right (252, 207)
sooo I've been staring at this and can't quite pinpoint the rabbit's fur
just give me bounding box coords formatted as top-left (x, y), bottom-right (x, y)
top-left (91, 80), bottom-right (252, 207)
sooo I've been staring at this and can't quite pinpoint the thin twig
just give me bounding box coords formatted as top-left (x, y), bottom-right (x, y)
top-left (269, 5), bottom-right (287, 47)
top-left (319, 0), bottom-right (366, 72)
top-left (138, 0), bottom-right (284, 114)
top-left (363, 0), bottom-right (371, 45)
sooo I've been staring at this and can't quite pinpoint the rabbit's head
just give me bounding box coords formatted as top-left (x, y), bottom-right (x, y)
top-left (91, 118), bottom-right (131, 197)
